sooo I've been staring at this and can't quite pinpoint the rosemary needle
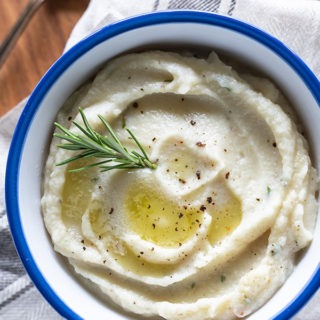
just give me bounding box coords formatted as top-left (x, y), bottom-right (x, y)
top-left (54, 108), bottom-right (157, 172)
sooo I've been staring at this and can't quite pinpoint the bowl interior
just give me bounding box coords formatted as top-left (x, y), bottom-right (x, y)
top-left (6, 11), bottom-right (320, 320)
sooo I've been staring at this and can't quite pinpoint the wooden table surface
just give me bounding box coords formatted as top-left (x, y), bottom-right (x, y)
top-left (0, 0), bottom-right (90, 117)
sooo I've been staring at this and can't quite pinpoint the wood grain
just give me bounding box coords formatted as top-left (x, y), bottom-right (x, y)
top-left (0, 0), bottom-right (90, 117)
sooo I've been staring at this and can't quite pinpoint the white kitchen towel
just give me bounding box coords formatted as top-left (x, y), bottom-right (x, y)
top-left (1, 0), bottom-right (319, 319)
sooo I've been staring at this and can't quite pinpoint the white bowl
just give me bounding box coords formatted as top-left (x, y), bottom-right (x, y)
top-left (5, 10), bottom-right (320, 320)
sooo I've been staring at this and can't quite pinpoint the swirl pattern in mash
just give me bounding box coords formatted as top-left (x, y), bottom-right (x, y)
top-left (42, 51), bottom-right (318, 319)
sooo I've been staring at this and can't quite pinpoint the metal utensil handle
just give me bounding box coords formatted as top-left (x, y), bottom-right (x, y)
top-left (0, 0), bottom-right (45, 68)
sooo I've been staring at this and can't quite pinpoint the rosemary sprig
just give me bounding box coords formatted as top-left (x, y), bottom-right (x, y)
top-left (54, 108), bottom-right (157, 172)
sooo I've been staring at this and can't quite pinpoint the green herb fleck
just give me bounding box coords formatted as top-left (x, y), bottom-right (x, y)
top-left (267, 186), bottom-right (272, 195)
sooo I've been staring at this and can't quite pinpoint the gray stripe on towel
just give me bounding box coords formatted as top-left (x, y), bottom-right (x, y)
top-left (168, 0), bottom-right (222, 12)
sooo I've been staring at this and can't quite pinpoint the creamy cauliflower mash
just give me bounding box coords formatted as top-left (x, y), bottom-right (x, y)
top-left (41, 51), bottom-right (318, 319)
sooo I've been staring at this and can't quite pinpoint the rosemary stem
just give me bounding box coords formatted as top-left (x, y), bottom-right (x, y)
top-left (54, 108), bottom-right (157, 172)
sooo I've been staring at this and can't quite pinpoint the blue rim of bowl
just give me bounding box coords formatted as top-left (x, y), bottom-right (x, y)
top-left (5, 10), bottom-right (320, 320)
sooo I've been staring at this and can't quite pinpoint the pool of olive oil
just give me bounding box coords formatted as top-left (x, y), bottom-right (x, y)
top-left (125, 185), bottom-right (204, 247)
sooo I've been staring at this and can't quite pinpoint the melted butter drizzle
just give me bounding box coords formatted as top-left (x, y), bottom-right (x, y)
top-left (207, 194), bottom-right (242, 244)
top-left (61, 159), bottom-right (95, 225)
top-left (60, 159), bottom-right (242, 277)
top-left (125, 185), bottom-right (204, 247)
